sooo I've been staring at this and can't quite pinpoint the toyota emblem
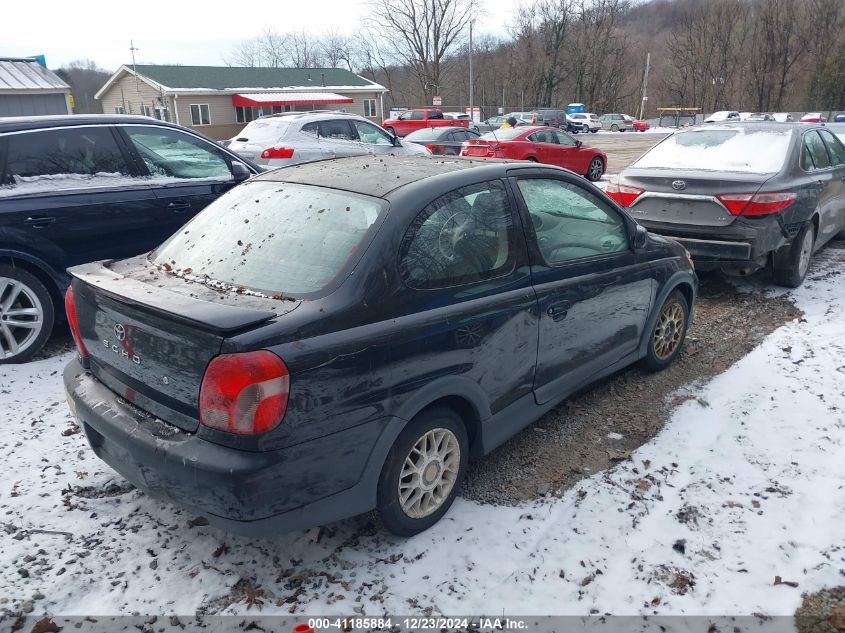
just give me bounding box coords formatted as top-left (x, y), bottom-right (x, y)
top-left (672, 179), bottom-right (687, 191)
top-left (114, 323), bottom-right (126, 341)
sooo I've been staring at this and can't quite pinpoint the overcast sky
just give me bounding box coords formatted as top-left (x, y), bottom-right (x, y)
top-left (1, 0), bottom-right (521, 70)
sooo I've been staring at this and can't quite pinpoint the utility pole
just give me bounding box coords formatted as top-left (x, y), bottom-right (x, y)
top-left (468, 20), bottom-right (474, 122)
top-left (638, 52), bottom-right (651, 121)
top-left (130, 40), bottom-right (141, 113)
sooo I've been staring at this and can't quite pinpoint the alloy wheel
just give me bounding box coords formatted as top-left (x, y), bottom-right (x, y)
top-left (0, 277), bottom-right (44, 360)
top-left (653, 300), bottom-right (685, 361)
top-left (398, 428), bottom-right (461, 519)
top-left (797, 228), bottom-right (814, 279)
top-left (588, 158), bottom-right (603, 181)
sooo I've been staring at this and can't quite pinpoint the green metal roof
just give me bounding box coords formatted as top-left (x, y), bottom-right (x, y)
top-left (129, 65), bottom-right (377, 91)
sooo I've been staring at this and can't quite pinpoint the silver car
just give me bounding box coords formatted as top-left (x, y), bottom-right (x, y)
top-left (228, 111), bottom-right (430, 167)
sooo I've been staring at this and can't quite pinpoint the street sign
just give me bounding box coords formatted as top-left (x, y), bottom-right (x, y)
top-left (433, 95), bottom-right (442, 106)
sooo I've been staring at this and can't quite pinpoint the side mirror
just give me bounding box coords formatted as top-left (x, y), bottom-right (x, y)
top-left (575, 140), bottom-right (583, 148)
top-left (231, 161), bottom-right (251, 183)
top-left (633, 224), bottom-right (649, 249)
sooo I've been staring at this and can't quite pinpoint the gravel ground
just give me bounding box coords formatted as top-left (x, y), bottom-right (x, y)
top-left (795, 586), bottom-right (845, 633)
top-left (583, 133), bottom-right (670, 173)
top-left (462, 268), bottom-right (804, 504)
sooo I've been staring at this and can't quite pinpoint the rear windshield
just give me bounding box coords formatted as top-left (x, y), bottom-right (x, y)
top-left (479, 128), bottom-right (525, 140)
top-left (633, 128), bottom-right (793, 174)
top-left (235, 119), bottom-right (289, 143)
top-left (404, 128), bottom-right (444, 142)
top-left (152, 181), bottom-right (386, 298)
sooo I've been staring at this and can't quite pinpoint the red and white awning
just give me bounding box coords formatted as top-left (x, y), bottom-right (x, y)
top-left (232, 92), bottom-right (354, 107)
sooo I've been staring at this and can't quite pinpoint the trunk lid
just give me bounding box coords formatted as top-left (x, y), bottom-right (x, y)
top-left (463, 139), bottom-right (495, 157)
top-left (70, 257), bottom-right (298, 432)
top-left (621, 169), bottom-right (773, 228)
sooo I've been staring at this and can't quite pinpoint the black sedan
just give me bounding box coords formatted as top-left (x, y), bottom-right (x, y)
top-left (607, 123), bottom-right (845, 286)
top-left (64, 156), bottom-right (697, 537)
top-left (402, 127), bottom-right (481, 155)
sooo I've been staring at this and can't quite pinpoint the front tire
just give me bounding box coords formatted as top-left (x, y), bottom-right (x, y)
top-left (611, 124), bottom-right (619, 132)
top-left (0, 265), bottom-right (55, 364)
top-left (385, 126), bottom-right (396, 137)
top-left (640, 290), bottom-right (689, 372)
top-left (377, 407), bottom-right (468, 537)
top-left (772, 221), bottom-right (815, 288)
top-left (586, 157), bottom-right (604, 182)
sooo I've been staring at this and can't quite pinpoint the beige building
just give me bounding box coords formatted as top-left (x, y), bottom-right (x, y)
top-left (95, 64), bottom-right (389, 140)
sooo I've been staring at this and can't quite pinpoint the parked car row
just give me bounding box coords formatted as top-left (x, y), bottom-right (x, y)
top-left (6, 108), bottom-right (844, 542)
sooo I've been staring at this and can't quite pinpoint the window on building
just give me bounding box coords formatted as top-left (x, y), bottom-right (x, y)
top-left (190, 104), bottom-right (211, 126)
top-left (114, 106), bottom-right (125, 114)
top-left (363, 99), bottom-right (377, 118)
top-left (140, 105), bottom-right (152, 117)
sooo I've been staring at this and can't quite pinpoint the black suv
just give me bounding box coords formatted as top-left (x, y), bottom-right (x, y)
top-left (0, 115), bottom-right (259, 363)
top-left (533, 109), bottom-right (583, 134)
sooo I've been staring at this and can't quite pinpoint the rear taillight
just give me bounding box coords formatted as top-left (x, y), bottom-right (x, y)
top-left (199, 351), bottom-right (290, 435)
top-left (487, 144), bottom-right (503, 157)
top-left (64, 286), bottom-right (88, 359)
top-left (260, 147), bottom-right (295, 160)
top-left (717, 192), bottom-right (797, 216)
top-left (606, 179), bottom-right (645, 207)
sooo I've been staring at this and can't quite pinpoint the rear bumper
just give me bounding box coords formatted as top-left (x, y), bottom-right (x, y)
top-left (63, 358), bottom-right (399, 536)
top-left (638, 215), bottom-right (788, 272)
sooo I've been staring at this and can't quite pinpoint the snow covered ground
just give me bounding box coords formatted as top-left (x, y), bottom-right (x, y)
top-left (1, 249), bottom-right (843, 626)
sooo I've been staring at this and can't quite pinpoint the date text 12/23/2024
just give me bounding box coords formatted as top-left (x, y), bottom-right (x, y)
top-left (304, 618), bottom-right (530, 631)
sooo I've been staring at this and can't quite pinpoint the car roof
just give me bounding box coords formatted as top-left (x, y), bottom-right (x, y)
top-left (252, 155), bottom-right (535, 198)
top-left (0, 114), bottom-right (186, 134)
top-left (242, 111), bottom-right (368, 126)
top-left (691, 122), bottom-right (814, 132)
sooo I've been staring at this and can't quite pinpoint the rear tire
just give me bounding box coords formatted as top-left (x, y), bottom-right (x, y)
top-left (0, 265), bottom-right (55, 364)
top-left (377, 407), bottom-right (468, 537)
top-left (591, 129), bottom-right (598, 133)
top-left (640, 290), bottom-right (689, 372)
top-left (586, 157), bottom-right (604, 182)
top-left (611, 124), bottom-right (619, 132)
top-left (772, 221), bottom-right (815, 288)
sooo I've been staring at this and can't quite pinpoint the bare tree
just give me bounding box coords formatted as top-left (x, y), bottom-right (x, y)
top-left (55, 59), bottom-right (112, 114)
top-left (364, 0), bottom-right (478, 101)
top-left (225, 28), bottom-right (289, 67)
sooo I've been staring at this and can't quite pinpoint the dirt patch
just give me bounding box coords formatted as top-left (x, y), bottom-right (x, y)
top-left (462, 271), bottom-right (802, 504)
top-left (795, 586), bottom-right (845, 633)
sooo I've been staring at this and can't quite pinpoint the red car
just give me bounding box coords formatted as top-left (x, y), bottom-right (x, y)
top-left (632, 119), bottom-right (650, 132)
top-left (460, 126), bottom-right (606, 181)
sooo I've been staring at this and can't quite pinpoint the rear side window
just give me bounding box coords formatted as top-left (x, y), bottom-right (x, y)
top-left (124, 126), bottom-right (232, 180)
top-left (634, 129), bottom-right (792, 173)
top-left (398, 180), bottom-right (516, 289)
top-left (818, 130), bottom-right (845, 166)
top-left (153, 182), bottom-right (385, 297)
top-left (528, 130), bottom-right (558, 144)
top-left (319, 120), bottom-right (356, 140)
top-left (2, 127), bottom-right (131, 192)
top-left (802, 131), bottom-right (831, 170)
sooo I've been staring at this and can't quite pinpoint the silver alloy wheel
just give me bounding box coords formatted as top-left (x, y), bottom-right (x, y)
top-left (653, 301), bottom-right (685, 361)
top-left (398, 427), bottom-right (461, 519)
top-left (588, 158), bottom-right (603, 180)
top-left (0, 277), bottom-right (44, 360)
top-left (797, 228), bottom-right (814, 279)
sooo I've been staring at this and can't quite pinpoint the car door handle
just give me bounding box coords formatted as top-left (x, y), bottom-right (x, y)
top-left (167, 200), bottom-right (191, 212)
top-left (23, 215), bottom-right (56, 228)
top-left (547, 301), bottom-right (572, 321)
